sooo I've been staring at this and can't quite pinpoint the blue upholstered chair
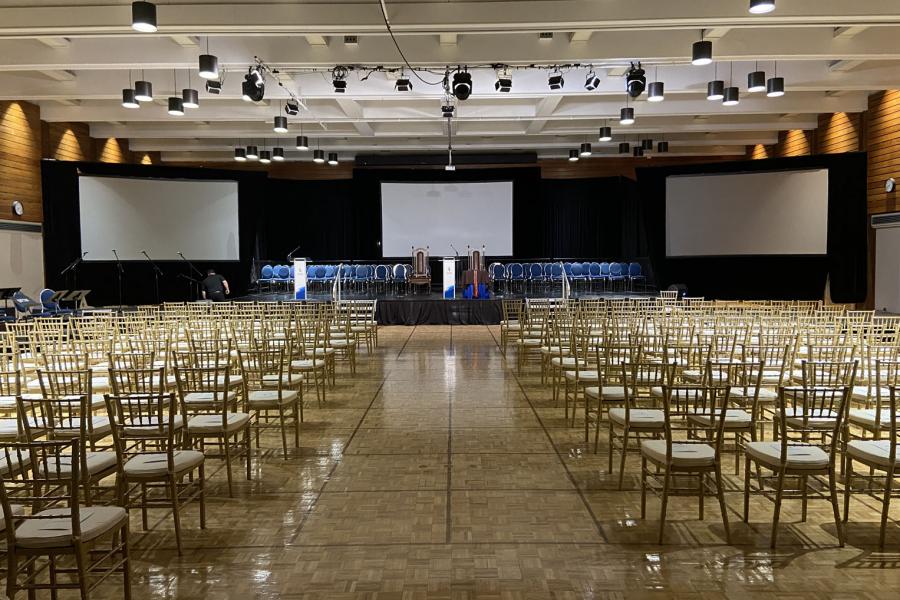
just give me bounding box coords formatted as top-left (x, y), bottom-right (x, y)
top-left (598, 262), bottom-right (610, 291)
top-left (588, 262), bottom-right (602, 290)
top-left (373, 265), bottom-right (390, 292)
top-left (392, 263), bottom-right (408, 294)
top-left (550, 263), bottom-right (563, 284)
top-left (489, 263), bottom-right (507, 294)
top-left (508, 263), bottom-right (525, 293)
top-left (608, 262), bottom-right (625, 292)
top-left (529, 263), bottom-right (545, 291)
top-left (627, 262), bottom-right (646, 292)
top-left (259, 264), bottom-right (275, 292)
top-left (543, 263), bottom-right (553, 283)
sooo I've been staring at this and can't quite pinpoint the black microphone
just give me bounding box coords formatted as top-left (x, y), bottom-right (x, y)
top-left (177, 251), bottom-right (185, 258)
top-left (450, 243), bottom-right (458, 257)
top-left (82, 251), bottom-right (88, 258)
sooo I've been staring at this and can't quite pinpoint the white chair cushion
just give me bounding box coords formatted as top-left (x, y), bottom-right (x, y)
top-left (122, 415), bottom-right (184, 436)
top-left (641, 440), bottom-right (716, 467)
top-left (745, 441), bottom-right (829, 470)
top-left (609, 408), bottom-right (664, 428)
top-left (688, 409), bottom-right (752, 429)
top-left (851, 385), bottom-right (889, 402)
top-left (0, 395), bottom-right (17, 410)
top-left (846, 440), bottom-right (900, 470)
top-left (14, 506), bottom-right (127, 549)
top-left (778, 408), bottom-right (839, 429)
top-left (46, 416), bottom-right (111, 438)
top-left (565, 370), bottom-right (598, 382)
top-left (682, 369), bottom-right (703, 381)
top-left (550, 357), bottom-right (582, 368)
top-left (848, 408), bottom-right (900, 429)
top-left (517, 339), bottom-right (541, 347)
top-left (38, 451), bottom-right (117, 478)
top-left (262, 374), bottom-right (301, 387)
top-left (187, 412), bottom-right (251, 434)
top-left (584, 386), bottom-right (626, 401)
top-left (183, 392), bottom-right (232, 405)
top-left (124, 450), bottom-right (204, 477)
top-left (248, 389), bottom-right (299, 407)
top-left (291, 359), bottom-right (325, 369)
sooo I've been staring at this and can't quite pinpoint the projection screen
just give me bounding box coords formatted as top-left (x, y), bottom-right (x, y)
top-left (78, 176), bottom-right (240, 261)
top-left (665, 169), bottom-right (829, 257)
top-left (380, 181), bottom-right (513, 257)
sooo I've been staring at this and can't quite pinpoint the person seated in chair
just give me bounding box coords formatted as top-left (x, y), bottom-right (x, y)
top-left (201, 269), bottom-right (230, 301)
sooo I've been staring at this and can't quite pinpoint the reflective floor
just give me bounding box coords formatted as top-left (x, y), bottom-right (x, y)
top-left (100, 326), bottom-right (900, 599)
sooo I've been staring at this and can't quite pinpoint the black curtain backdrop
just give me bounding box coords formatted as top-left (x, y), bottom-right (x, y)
top-left (635, 152), bottom-right (868, 302)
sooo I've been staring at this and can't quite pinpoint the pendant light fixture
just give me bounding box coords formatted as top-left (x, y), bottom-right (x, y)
top-left (131, 1), bottom-right (157, 33)
top-left (641, 138), bottom-right (653, 150)
top-left (313, 148), bottom-right (325, 164)
top-left (259, 150), bottom-right (272, 164)
top-left (296, 136), bottom-right (309, 150)
top-left (328, 152), bottom-right (339, 166)
top-left (274, 115), bottom-right (288, 134)
top-left (767, 61), bottom-right (785, 97)
top-left (182, 70), bottom-right (199, 109)
top-left (167, 70), bottom-right (184, 116)
top-left (723, 63), bottom-right (740, 106)
top-left (134, 71), bottom-right (153, 102)
top-left (657, 140), bottom-right (669, 153)
top-left (567, 149), bottom-right (578, 162)
top-left (272, 147), bottom-right (285, 161)
top-left (692, 31), bottom-right (713, 66)
top-left (633, 146), bottom-right (644, 157)
top-left (246, 144), bottom-right (259, 160)
top-left (749, 0), bottom-right (775, 14)
top-left (748, 62), bottom-right (766, 93)
top-left (707, 62), bottom-right (724, 100)
top-left (620, 95), bottom-right (635, 125)
top-left (579, 142), bottom-right (592, 157)
top-left (199, 38), bottom-right (219, 80)
top-left (598, 123), bottom-right (612, 142)
top-left (122, 71), bottom-right (139, 108)
top-left (234, 146), bottom-right (247, 162)
top-left (619, 142), bottom-right (630, 154)
top-left (647, 66), bottom-right (664, 102)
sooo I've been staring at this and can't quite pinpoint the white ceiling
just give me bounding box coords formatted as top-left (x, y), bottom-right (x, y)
top-left (1, 0), bottom-right (898, 162)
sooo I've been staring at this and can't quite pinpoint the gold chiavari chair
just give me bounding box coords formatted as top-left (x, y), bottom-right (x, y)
top-left (584, 342), bottom-right (640, 455)
top-left (239, 347), bottom-right (301, 456)
top-left (700, 360), bottom-right (765, 474)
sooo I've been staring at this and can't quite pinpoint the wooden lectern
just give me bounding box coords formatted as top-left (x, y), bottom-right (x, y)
top-left (464, 245), bottom-right (489, 298)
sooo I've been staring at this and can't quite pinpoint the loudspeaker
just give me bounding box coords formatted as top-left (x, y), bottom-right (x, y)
top-left (667, 283), bottom-right (688, 298)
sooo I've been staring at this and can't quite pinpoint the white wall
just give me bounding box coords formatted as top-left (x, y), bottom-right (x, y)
top-left (875, 227), bottom-right (900, 313)
top-left (0, 223), bottom-right (45, 299)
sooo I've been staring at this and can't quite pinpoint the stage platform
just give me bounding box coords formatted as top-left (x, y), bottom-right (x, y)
top-left (236, 289), bottom-right (654, 325)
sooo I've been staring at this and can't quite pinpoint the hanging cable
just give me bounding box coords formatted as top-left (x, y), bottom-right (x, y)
top-left (378, 0), bottom-right (444, 86)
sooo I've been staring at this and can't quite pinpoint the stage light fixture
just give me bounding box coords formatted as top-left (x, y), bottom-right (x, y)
top-left (647, 81), bottom-right (664, 102)
top-left (619, 142), bottom-right (630, 154)
top-left (313, 149), bottom-right (325, 164)
top-left (121, 89), bottom-right (139, 109)
top-left (749, 0), bottom-right (775, 14)
top-left (284, 102), bottom-right (300, 116)
top-left (568, 149), bottom-right (579, 162)
top-left (579, 143), bottom-right (592, 157)
top-left (707, 79), bottom-right (725, 100)
top-left (766, 76), bottom-right (785, 97)
top-left (328, 152), bottom-right (339, 165)
top-left (234, 147), bottom-right (247, 162)
top-left (548, 70), bottom-right (565, 91)
top-left (452, 70), bottom-right (472, 100)
top-left (167, 97), bottom-right (184, 116)
top-left (723, 86), bottom-right (740, 106)
top-left (748, 69), bottom-right (766, 93)
top-left (395, 77), bottom-right (412, 92)
top-left (625, 63), bottom-right (646, 97)
top-left (441, 104), bottom-right (455, 118)
top-left (273, 115), bottom-right (288, 133)
top-left (182, 88), bottom-right (199, 109)
top-left (272, 147), bottom-right (285, 161)
top-left (242, 67), bottom-right (265, 102)
top-left (633, 146), bottom-right (644, 157)
top-left (205, 80), bottom-right (222, 94)
top-left (495, 69), bottom-right (512, 93)
top-left (620, 107), bottom-right (635, 125)
top-left (199, 54), bottom-right (218, 80)
top-left (246, 145), bottom-right (259, 160)
top-left (131, 1), bottom-right (157, 33)
top-left (584, 70), bottom-right (601, 91)
top-left (445, 164), bottom-right (456, 172)
top-left (259, 150), bottom-right (272, 164)
top-left (657, 141), bottom-right (669, 153)
top-left (692, 40), bottom-right (713, 66)
top-left (598, 126), bottom-right (612, 142)
top-left (296, 135), bottom-right (309, 150)
top-left (134, 80), bottom-right (153, 102)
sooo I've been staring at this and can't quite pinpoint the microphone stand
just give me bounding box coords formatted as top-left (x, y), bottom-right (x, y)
top-left (178, 252), bottom-right (204, 301)
top-left (141, 250), bottom-right (165, 304)
top-left (286, 244), bottom-right (303, 262)
top-left (111, 249), bottom-right (125, 310)
top-left (59, 251), bottom-right (87, 290)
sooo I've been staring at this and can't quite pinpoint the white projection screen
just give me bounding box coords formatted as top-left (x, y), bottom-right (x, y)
top-left (380, 181), bottom-right (513, 257)
top-left (78, 176), bottom-right (240, 261)
top-left (665, 169), bottom-right (829, 257)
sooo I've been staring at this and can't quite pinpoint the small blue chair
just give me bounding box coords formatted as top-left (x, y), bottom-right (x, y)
top-left (275, 264), bottom-right (291, 291)
top-left (627, 262), bottom-right (646, 292)
top-left (588, 262), bottom-right (602, 290)
top-left (373, 265), bottom-right (390, 292)
top-left (392, 263), bottom-right (408, 295)
top-left (508, 263), bottom-right (525, 292)
top-left (543, 263), bottom-right (553, 284)
top-left (608, 262), bottom-right (625, 292)
top-left (528, 263), bottom-right (544, 291)
top-left (259, 264), bottom-right (275, 292)
top-left (489, 263), bottom-right (507, 294)
top-left (550, 263), bottom-right (563, 284)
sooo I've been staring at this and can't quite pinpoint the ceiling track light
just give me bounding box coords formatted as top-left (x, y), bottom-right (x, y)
top-left (259, 150), bottom-right (272, 164)
top-left (647, 81), bottom-right (664, 102)
top-left (328, 152), bottom-right (339, 166)
top-left (707, 79), bottom-right (725, 100)
top-left (272, 147), bottom-right (285, 161)
top-left (121, 88), bottom-right (139, 109)
top-left (274, 115), bottom-right (288, 133)
top-left (452, 69), bottom-right (473, 100)
top-left (167, 96), bottom-right (184, 116)
top-left (234, 147), bottom-right (247, 162)
top-left (246, 145), bottom-right (259, 160)
top-left (182, 88), bottom-right (199, 109)
top-left (620, 107), bottom-right (635, 125)
top-left (749, 0), bottom-right (775, 14)
top-left (657, 141), bottom-right (669, 153)
top-left (548, 68), bottom-right (565, 91)
top-left (579, 142), bottom-right (592, 157)
top-left (296, 135), bottom-right (309, 150)
top-left (284, 102), bottom-right (300, 116)
top-left (625, 62), bottom-right (646, 97)
top-left (748, 69), bottom-right (767, 93)
top-left (131, 1), bottom-right (157, 33)
top-left (619, 142), bottom-right (630, 154)
top-left (134, 80), bottom-right (152, 102)
top-left (767, 76), bottom-right (785, 97)
top-left (584, 70), bottom-right (601, 91)
top-left (692, 39), bottom-right (713, 66)
top-left (495, 69), bottom-right (512, 93)
top-left (313, 149), bottom-right (325, 164)
top-left (395, 77), bottom-right (412, 92)
top-left (242, 66), bottom-right (266, 102)
top-left (205, 80), bottom-right (222, 94)
top-left (723, 86), bottom-right (740, 106)
top-left (598, 126), bottom-right (612, 142)
top-left (568, 149), bottom-right (579, 162)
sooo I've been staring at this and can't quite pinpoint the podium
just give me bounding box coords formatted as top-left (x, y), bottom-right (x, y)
top-left (465, 245), bottom-right (489, 298)
top-left (442, 257), bottom-right (455, 299)
top-left (293, 257), bottom-right (308, 300)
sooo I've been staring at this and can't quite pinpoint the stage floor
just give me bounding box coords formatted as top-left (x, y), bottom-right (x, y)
top-left (236, 288), bottom-right (654, 325)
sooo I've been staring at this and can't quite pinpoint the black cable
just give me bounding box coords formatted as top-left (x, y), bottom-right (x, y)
top-left (377, 0), bottom-right (444, 86)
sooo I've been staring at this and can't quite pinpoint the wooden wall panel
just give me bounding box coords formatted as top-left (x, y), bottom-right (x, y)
top-left (866, 91), bottom-right (900, 215)
top-left (816, 112), bottom-right (863, 154)
top-left (42, 121), bottom-right (95, 162)
top-left (95, 137), bottom-right (131, 163)
top-left (0, 101), bottom-right (43, 223)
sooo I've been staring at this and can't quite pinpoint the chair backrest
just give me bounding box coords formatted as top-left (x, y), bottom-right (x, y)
top-left (393, 264), bottom-right (407, 280)
top-left (108, 360), bottom-right (165, 396)
top-left (775, 386), bottom-right (850, 457)
top-left (589, 262), bottom-right (601, 277)
top-left (600, 262), bottom-right (610, 276)
top-left (490, 263), bottom-right (506, 280)
top-left (412, 248), bottom-right (429, 276)
top-left (319, 266), bottom-right (330, 278)
top-left (801, 359), bottom-right (858, 388)
top-left (543, 263), bottom-right (553, 277)
top-left (509, 263), bottom-right (524, 278)
top-left (571, 264), bottom-right (582, 277)
top-left (628, 262), bottom-right (642, 277)
top-left (275, 265), bottom-right (290, 279)
top-left (374, 265), bottom-right (389, 281)
top-left (661, 385), bottom-right (731, 459)
top-left (610, 263), bottom-right (623, 276)
top-left (238, 348), bottom-right (285, 392)
top-left (105, 391), bottom-right (179, 451)
top-left (530, 263), bottom-right (544, 279)
top-left (261, 265), bottom-right (274, 279)
top-left (550, 263), bottom-right (562, 277)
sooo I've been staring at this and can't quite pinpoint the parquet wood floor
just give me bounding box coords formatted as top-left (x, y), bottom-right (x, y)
top-left (91, 326), bottom-right (900, 599)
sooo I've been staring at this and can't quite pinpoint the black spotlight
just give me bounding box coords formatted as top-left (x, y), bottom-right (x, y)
top-left (568, 149), bottom-right (579, 162)
top-left (131, 1), bottom-right (157, 33)
top-left (332, 66), bottom-right (348, 93)
top-left (182, 88), bottom-right (199, 109)
top-left (641, 139), bottom-right (653, 150)
top-left (242, 68), bottom-right (265, 102)
top-left (495, 72), bottom-right (512, 93)
top-left (707, 80), bottom-right (725, 100)
top-left (598, 126), bottom-right (612, 142)
top-left (395, 77), bottom-right (412, 92)
top-left (584, 70), bottom-right (601, 91)
top-left (441, 104), bottom-right (455, 118)
top-left (284, 102), bottom-right (300, 116)
top-left (327, 152), bottom-right (339, 166)
top-left (625, 63), bottom-right (646, 98)
top-left (452, 70), bottom-right (472, 100)
top-left (167, 96), bottom-right (184, 116)
top-left (748, 70), bottom-right (766, 93)
top-left (273, 116), bottom-right (288, 133)
top-left (766, 76), bottom-right (785, 97)
top-left (647, 81), bottom-right (664, 102)
top-left (548, 71), bottom-right (565, 90)
top-left (633, 146), bottom-right (644, 157)
top-left (234, 147), bottom-right (247, 162)
top-left (692, 40), bottom-right (713, 66)
top-left (579, 143), bottom-right (592, 157)
top-left (619, 142), bottom-right (630, 154)
top-left (205, 80), bottom-right (222, 94)
top-left (259, 150), bottom-right (272, 164)
top-left (657, 141), bottom-right (669, 153)
top-left (620, 107), bottom-right (635, 125)
top-left (296, 135), bottom-right (309, 150)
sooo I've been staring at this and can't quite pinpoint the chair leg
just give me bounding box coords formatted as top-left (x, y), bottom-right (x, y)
top-left (829, 468), bottom-right (844, 547)
top-left (879, 471), bottom-right (894, 549)
top-left (75, 545), bottom-right (90, 600)
top-left (618, 429), bottom-right (629, 490)
top-left (715, 465), bottom-right (731, 544)
top-left (658, 470), bottom-right (671, 544)
top-left (743, 455), bottom-right (752, 522)
top-left (641, 456), bottom-right (647, 519)
top-left (843, 459), bottom-right (853, 523)
top-left (170, 476), bottom-right (183, 555)
top-left (199, 463), bottom-right (207, 529)
top-left (223, 434), bottom-right (234, 497)
top-left (770, 469), bottom-right (787, 549)
top-left (122, 523), bottom-right (133, 600)
top-left (245, 427), bottom-right (252, 481)
top-left (279, 406), bottom-right (288, 457)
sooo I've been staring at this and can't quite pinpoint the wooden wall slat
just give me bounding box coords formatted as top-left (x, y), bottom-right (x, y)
top-left (0, 101), bottom-right (42, 222)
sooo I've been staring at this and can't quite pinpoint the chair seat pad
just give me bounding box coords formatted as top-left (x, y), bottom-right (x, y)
top-left (846, 440), bottom-right (900, 469)
top-left (15, 506), bottom-right (127, 549)
top-left (641, 440), bottom-right (716, 467)
top-left (330, 339), bottom-right (355, 349)
top-left (124, 450), bottom-right (204, 477)
top-left (38, 451), bottom-right (117, 478)
top-left (777, 408), bottom-right (839, 429)
top-left (682, 369), bottom-right (703, 381)
top-left (308, 348), bottom-right (335, 356)
top-left (760, 370), bottom-right (784, 385)
top-left (248, 389), bottom-right (299, 407)
top-left (517, 339), bottom-right (541, 347)
top-left (565, 370), bottom-right (598, 382)
top-left (688, 409), bottom-right (752, 429)
top-left (47, 416), bottom-right (112, 438)
top-left (0, 504), bottom-right (24, 531)
top-left (123, 415), bottom-right (184, 436)
top-left (550, 356), bottom-right (582, 368)
top-left (262, 374), bottom-right (302, 387)
top-left (0, 395), bottom-right (17, 410)
top-left (851, 385), bottom-right (889, 402)
top-left (584, 386), bottom-right (626, 401)
top-left (184, 392), bottom-right (231, 405)
top-left (291, 359), bottom-right (325, 369)
top-left (609, 408), bottom-right (664, 427)
top-left (731, 387), bottom-right (777, 403)
top-left (187, 412), bottom-right (251, 434)
top-left (848, 408), bottom-right (900, 429)
top-left (745, 441), bottom-right (829, 470)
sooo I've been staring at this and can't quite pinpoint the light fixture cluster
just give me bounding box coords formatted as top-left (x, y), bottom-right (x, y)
top-left (233, 131), bottom-right (338, 166)
top-left (121, 68), bottom-right (201, 115)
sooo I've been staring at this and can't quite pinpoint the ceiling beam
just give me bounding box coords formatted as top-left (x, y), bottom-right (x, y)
top-left (439, 33), bottom-right (457, 46)
top-left (833, 26), bottom-right (869, 39)
top-left (334, 97), bottom-right (374, 136)
top-left (34, 36), bottom-right (70, 48)
top-left (525, 95), bottom-right (563, 134)
top-left (169, 35), bottom-right (199, 48)
top-left (37, 69), bottom-right (76, 81)
top-left (829, 59), bottom-right (866, 71)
